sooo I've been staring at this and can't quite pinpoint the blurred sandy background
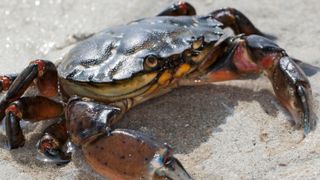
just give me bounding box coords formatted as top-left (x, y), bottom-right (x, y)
top-left (0, 0), bottom-right (320, 179)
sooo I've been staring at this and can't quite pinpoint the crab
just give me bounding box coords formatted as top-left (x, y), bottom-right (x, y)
top-left (0, 1), bottom-right (317, 179)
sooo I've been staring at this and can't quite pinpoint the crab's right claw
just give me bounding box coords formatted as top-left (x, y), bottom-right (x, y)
top-left (271, 56), bottom-right (316, 134)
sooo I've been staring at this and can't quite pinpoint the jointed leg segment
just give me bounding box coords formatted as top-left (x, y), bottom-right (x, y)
top-left (0, 60), bottom-right (58, 120)
top-left (0, 59), bottom-right (62, 149)
top-left (5, 96), bottom-right (63, 149)
top-left (157, 1), bottom-right (196, 16)
top-left (37, 119), bottom-right (71, 164)
top-left (205, 35), bottom-right (315, 133)
top-left (0, 74), bottom-right (17, 93)
top-left (210, 8), bottom-right (265, 36)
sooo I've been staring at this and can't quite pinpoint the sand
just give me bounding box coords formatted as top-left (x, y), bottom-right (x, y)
top-left (0, 0), bottom-right (320, 179)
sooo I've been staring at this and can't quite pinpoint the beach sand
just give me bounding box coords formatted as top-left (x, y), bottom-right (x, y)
top-left (0, 0), bottom-right (320, 179)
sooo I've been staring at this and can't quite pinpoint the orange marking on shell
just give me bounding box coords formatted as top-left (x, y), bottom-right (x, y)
top-left (158, 70), bottom-right (172, 86)
top-left (174, 64), bottom-right (191, 78)
top-left (0, 76), bottom-right (11, 90)
top-left (233, 43), bottom-right (260, 73)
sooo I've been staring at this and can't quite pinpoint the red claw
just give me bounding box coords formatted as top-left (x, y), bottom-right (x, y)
top-left (30, 59), bottom-right (46, 77)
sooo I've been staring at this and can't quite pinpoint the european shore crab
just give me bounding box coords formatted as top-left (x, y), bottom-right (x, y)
top-left (0, 1), bottom-right (317, 179)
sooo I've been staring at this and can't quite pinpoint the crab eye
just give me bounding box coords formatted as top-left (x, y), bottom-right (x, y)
top-left (144, 55), bottom-right (159, 70)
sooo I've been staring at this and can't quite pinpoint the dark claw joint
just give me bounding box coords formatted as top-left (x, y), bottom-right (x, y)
top-left (272, 56), bottom-right (316, 134)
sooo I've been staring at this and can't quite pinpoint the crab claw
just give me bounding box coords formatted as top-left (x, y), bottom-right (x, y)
top-left (81, 129), bottom-right (192, 179)
top-left (271, 56), bottom-right (316, 134)
top-left (155, 156), bottom-right (192, 180)
top-left (239, 35), bottom-right (317, 134)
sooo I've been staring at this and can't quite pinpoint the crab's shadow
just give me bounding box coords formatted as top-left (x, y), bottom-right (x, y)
top-left (118, 83), bottom-right (278, 154)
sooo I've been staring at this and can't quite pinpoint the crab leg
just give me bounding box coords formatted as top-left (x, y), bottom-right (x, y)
top-left (66, 98), bottom-right (192, 179)
top-left (157, 1), bottom-right (196, 16)
top-left (36, 118), bottom-right (71, 164)
top-left (0, 74), bottom-right (17, 93)
top-left (4, 96), bottom-right (63, 149)
top-left (0, 60), bottom-right (58, 121)
top-left (210, 8), bottom-right (275, 39)
top-left (204, 35), bottom-right (315, 134)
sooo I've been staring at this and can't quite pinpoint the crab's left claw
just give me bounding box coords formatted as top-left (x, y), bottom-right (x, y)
top-left (271, 56), bottom-right (315, 134)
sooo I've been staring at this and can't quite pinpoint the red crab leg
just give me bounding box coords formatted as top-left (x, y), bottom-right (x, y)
top-left (65, 97), bottom-right (121, 146)
top-left (157, 1), bottom-right (196, 16)
top-left (37, 118), bottom-right (71, 164)
top-left (37, 96), bottom-right (120, 164)
top-left (4, 96), bottom-right (63, 149)
top-left (210, 8), bottom-right (276, 39)
top-left (0, 60), bottom-right (58, 121)
top-left (0, 74), bottom-right (17, 93)
top-left (204, 35), bottom-right (315, 134)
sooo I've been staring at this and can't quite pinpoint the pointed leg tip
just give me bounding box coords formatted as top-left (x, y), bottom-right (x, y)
top-left (269, 56), bottom-right (316, 135)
